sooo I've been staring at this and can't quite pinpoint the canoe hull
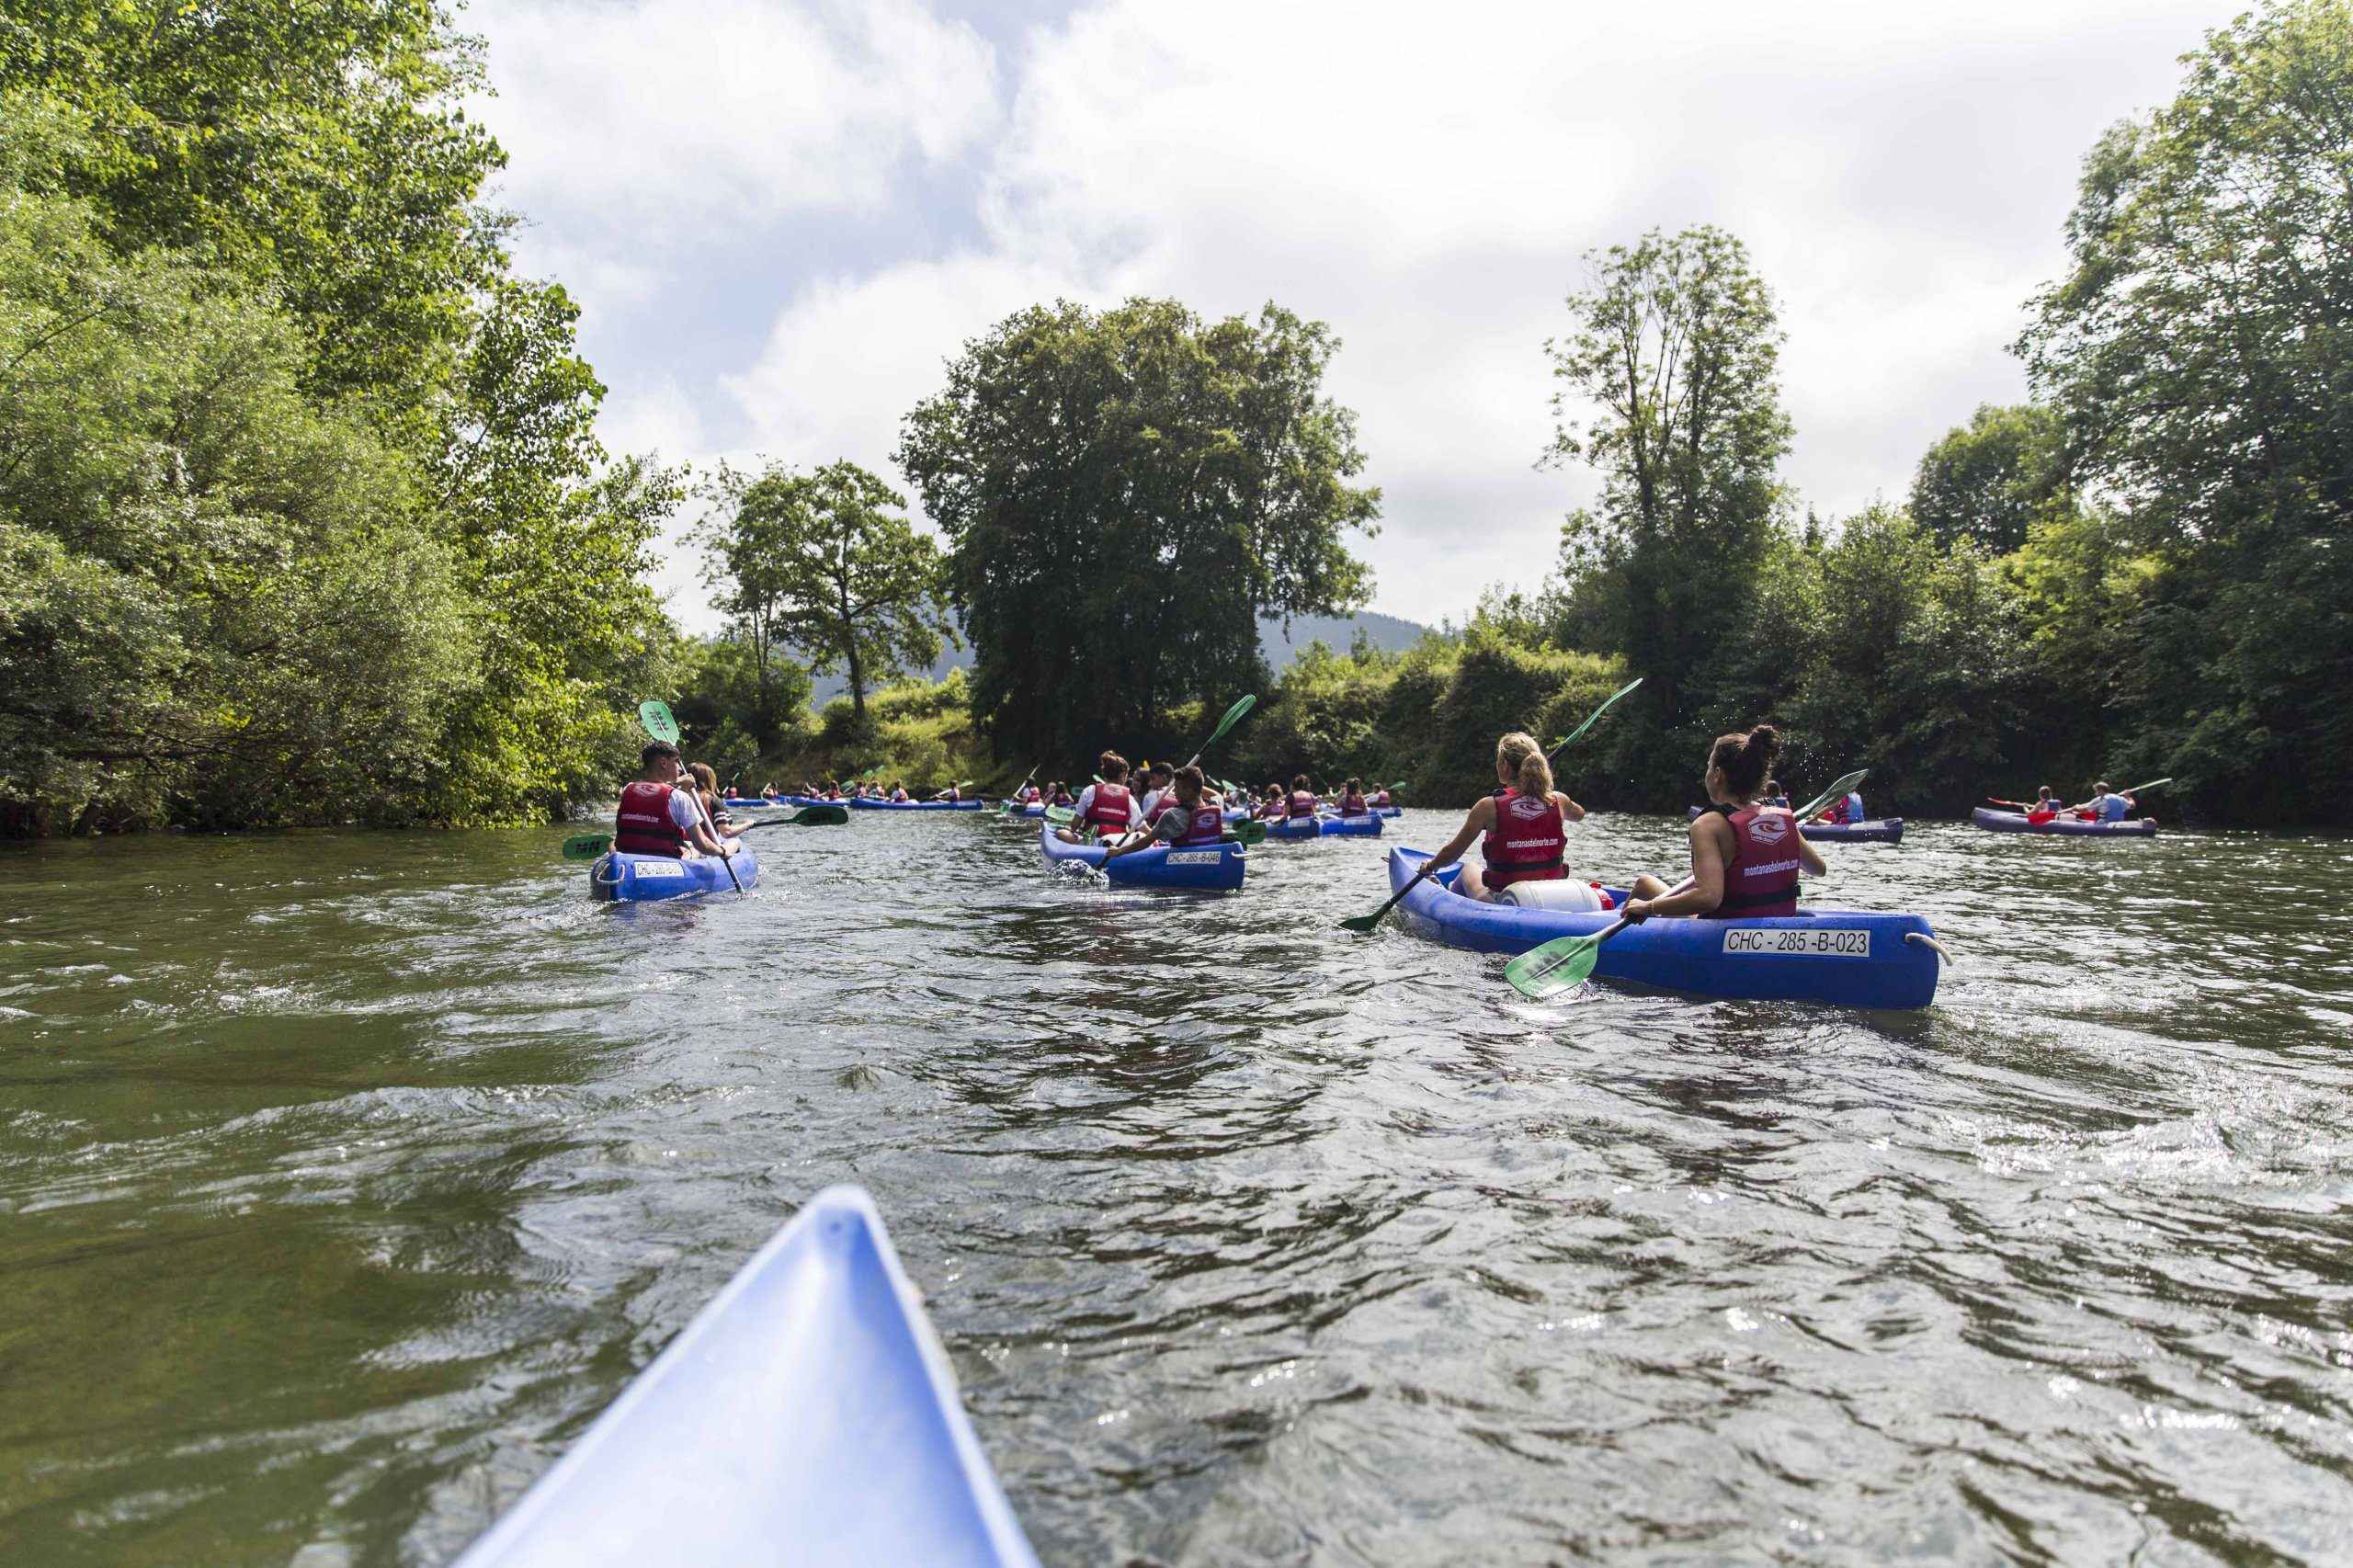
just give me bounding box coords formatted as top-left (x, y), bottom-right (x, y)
top-left (1386, 847), bottom-right (1939, 1009)
top-left (1319, 813), bottom-right (1384, 837)
top-left (452, 1187), bottom-right (1038, 1568)
top-left (1039, 821), bottom-right (1246, 891)
top-left (1266, 817), bottom-right (1322, 840)
top-left (591, 846), bottom-right (758, 902)
top-left (1971, 806), bottom-right (2155, 837)
top-left (850, 798), bottom-right (984, 812)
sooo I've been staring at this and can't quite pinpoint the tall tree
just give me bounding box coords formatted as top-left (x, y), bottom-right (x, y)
top-left (898, 298), bottom-right (1379, 763)
top-left (699, 460), bottom-right (953, 735)
top-left (2017, 0), bottom-right (2353, 823)
top-left (1542, 226), bottom-right (1791, 776)
top-left (1910, 403), bottom-right (2067, 555)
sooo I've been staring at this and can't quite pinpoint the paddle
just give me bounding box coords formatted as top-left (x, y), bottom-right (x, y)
top-left (1231, 819), bottom-right (1267, 846)
top-left (1547, 676), bottom-right (1643, 759)
top-left (996, 763), bottom-right (1040, 814)
top-left (1184, 694), bottom-right (1256, 769)
top-left (1499, 767), bottom-right (1870, 996)
top-left (1337, 683), bottom-right (1650, 934)
top-left (562, 833), bottom-right (611, 860)
top-left (1503, 878), bottom-right (1697, 1000)
top-left (2117, 776), bottom-right (2173, 797)
top-left (638, 699), bottom-right (746, 899)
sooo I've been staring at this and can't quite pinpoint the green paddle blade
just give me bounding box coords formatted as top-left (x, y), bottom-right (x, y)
top-left (1548, 676), bottom-right (1643, 757)
top-left (637, 699), bottom-right (679, 744)
top-left (1504, 932), bottom-right (1606, 1000)
top-left (1191, 693), bottom-right (1256, 759)
top-left (791, 804), bottom-right (847, 825)
top-left (562, 833), bottom-right (611, 861)
top-left (1044, 805), bottom-right (1076, 825)
top-left (1793, 768), bottom-right (1869, 821)
top-left (1233, 820), bottom-right (1267, 846)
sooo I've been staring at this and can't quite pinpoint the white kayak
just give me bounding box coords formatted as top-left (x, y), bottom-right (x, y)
top-left (453, 1186), bottom-right (1039, 1568)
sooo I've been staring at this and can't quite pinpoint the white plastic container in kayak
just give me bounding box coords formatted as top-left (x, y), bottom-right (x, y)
top-left (453, 1186), bottom-right (1039, 1568)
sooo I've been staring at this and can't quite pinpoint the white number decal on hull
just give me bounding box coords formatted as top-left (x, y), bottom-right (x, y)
top-left (1722, 927), bottom-right (1870, 957)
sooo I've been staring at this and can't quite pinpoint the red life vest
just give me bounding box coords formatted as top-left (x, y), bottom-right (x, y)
top-left (1085, 782), bottom-right (1134, 837)
top-left (1339, 791), bottom-right (1367, 815)
top-left (615, 780), bottom-right (689, 858)
top-left (1173, 802), bottom-right (1224, 846)
top-left (1481, 788), bottom-right (1566, 888)
top-left (1288, 790), bottom-right (1318, 820)
top-left (1705, 803), bottom-right (1801, 918)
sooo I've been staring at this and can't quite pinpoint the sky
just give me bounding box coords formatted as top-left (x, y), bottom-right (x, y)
top-left (467, 0), bottom-right (2234, 633)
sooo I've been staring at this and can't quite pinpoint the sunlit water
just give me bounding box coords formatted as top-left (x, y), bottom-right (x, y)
top-left (4, 812), bottom-right (2350, 1565)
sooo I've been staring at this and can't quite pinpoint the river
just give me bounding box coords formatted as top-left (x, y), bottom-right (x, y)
top-left (4, 811), bottom-right (2349, 1565)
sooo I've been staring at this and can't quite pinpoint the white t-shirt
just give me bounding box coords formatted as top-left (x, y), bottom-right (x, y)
top-left (1071, 784), bottom-right (1142, 830)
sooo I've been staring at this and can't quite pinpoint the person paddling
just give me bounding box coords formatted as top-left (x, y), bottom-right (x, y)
top-left (1417, 733), bottom-right (1592, 903)
top-left (2027, 785), bottom-right (2060, 824)
top-left (1813, 779), bottom-right (1865, 825)
top-left (1061, 753), bottom-right (1142, 844)
top-left (2068, 781), bottom-right (2133, 823)
top-left (1136, 761), bottom-right (1176, 823)
top-left (1624, 725), bottom-right (1821, 921)
top-left (889, 779), bottom-right (911, 802)
top-left (1105, 766), bottom-right (1224, 862)
top-left (1370, 783), bottom-right (1394, 808)
top-left (615, 742), bottom-right (735, 860)
top-left (1336, 778), bottom-right (1369, 817)
top-left (686, 762), bottom-right (740, 840)
top-left (1285, 774), bottom-right (1320, 823)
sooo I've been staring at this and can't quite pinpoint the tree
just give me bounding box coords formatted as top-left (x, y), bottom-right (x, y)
top-left (1542, 226), bottom-right (1791, 788)
top-left (699, 460), bottom-right (953, 736)
top-left (2017, 0), bottom-right (2353, 823)
top-left (1910, 403), bottom-right (2066, 554)
top-left (898, 298), bottom-right (1379, 763)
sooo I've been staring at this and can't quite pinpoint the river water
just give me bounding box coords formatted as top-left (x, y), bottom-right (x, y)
top-left (3, 811), bottom-right (2350, 1565)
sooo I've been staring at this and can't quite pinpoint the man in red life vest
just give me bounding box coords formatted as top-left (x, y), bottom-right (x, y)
top-left (614, 741), bottom-right (734, 859)
top-left (1106, 767), bottom-right (1224, 862)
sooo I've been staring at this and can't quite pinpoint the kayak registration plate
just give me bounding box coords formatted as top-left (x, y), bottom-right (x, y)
top-left (631, 861), bottom-right (687, 878)
top-left (1165, 850), bottom-right (1221, 865)
top-left (1722, 926), bottom-right (1869, 958)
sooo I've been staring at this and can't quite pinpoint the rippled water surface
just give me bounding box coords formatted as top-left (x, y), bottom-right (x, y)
top-left (4, 812), bottom-right (2352, 1565)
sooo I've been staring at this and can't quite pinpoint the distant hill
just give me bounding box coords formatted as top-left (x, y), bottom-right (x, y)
top-left (805, 609), bottom-right (1431, 708)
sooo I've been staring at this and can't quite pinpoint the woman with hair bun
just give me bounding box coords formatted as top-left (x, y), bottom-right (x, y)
top-left (1417, 732), bottom-right (1592, 903)
top-left (1625, 725), bottom-right (1824, 920)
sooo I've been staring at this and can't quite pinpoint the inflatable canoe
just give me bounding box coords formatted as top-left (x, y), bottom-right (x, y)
top-left (1038, 821), bottom-right (1246, 891)
top-left (722, 797), bottom-right (790, 810)
top-left (1688, 807), bottom-right (1903, 844)
top-left (1266, 815), bottom-right (1323, 840)
top-left (451, 1186), bottom-right (1039, 1568)
top-left (1318, 812), bottom-right (1383, 837)
top-left (849, 798), bottom-right (984, 812)
top-left (1971, 806), bottom-right (2155, 837)
top-left (1385, 848), bottom-right (1941, 1009)
top-left (590, 845), bottom-right (758, 902)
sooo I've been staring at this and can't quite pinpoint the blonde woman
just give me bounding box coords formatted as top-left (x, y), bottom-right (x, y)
top-left (1419, 733), bottom-right (1590, 903)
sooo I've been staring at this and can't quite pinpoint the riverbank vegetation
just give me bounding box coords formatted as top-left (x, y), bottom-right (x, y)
top-left (5, 2), bottom-right (2347, 833)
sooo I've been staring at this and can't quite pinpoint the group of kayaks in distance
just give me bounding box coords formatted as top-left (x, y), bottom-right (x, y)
top-left (585, 691), bottom-right (2171, 1016)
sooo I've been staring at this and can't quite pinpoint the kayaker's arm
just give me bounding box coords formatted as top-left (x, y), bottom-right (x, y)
top-left (1554, 791), bottom-right (1587, 823)
top-left (1798, 835), bottom-right (1827, 878)
top-left (1421, 798), bottom-right (1497, 871)
top-left (1628, 819), bottom-right (1729, 919)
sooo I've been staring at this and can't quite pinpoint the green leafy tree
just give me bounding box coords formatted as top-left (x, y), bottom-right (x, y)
top-left (898, 298), bottom-right (1380, 763)
top-left (1909, 403), bottom-right (2067, 554)
top-left (1543, 226), bottom-right (1792, 789)
top-left (2017, 0), bottom-right (2353, 822)
top-left (699, 460), bottom-right (953, 736)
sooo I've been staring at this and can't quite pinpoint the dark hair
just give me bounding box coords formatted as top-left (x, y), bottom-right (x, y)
top-left (1174, 765), bottom-right (1205, 803)
top-left (1345, 777), bottom-right (1361, 791)
top-left (1707, 725), bottom-right (1781, 800)
top-left (1291, 773), bottom-right (1310, 790)
top-left (641, 740), bottom-right (680, 765)
top-left (1097, 750), bottom-right (1130, 781)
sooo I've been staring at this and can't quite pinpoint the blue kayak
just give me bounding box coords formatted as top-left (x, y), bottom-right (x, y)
top-left (590, 845), bottom-right (758, 902)
top-left (722, 797), bottom-right (789, 810)
top-left (1972, 806), bottom-right (2154, 837)
top-left (1385, 847), bottom-right (1942, 1009)
top-left (452, 1187), bottom-right (1039, 1568)
top-left (1318, 812), bottom-right (1383, 837)
top-left (850, 798), bottom-right (983, 812)
top-left (1266, 816), bottom-right (1322, 840)
top-left (1038, 820), bottom-right (1246, 891)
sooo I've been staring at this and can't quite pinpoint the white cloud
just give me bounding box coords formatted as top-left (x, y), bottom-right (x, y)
top-left (478, 0), bottom-right (2240, 630)
top-left (477, 0), bottom-right (998, 242)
